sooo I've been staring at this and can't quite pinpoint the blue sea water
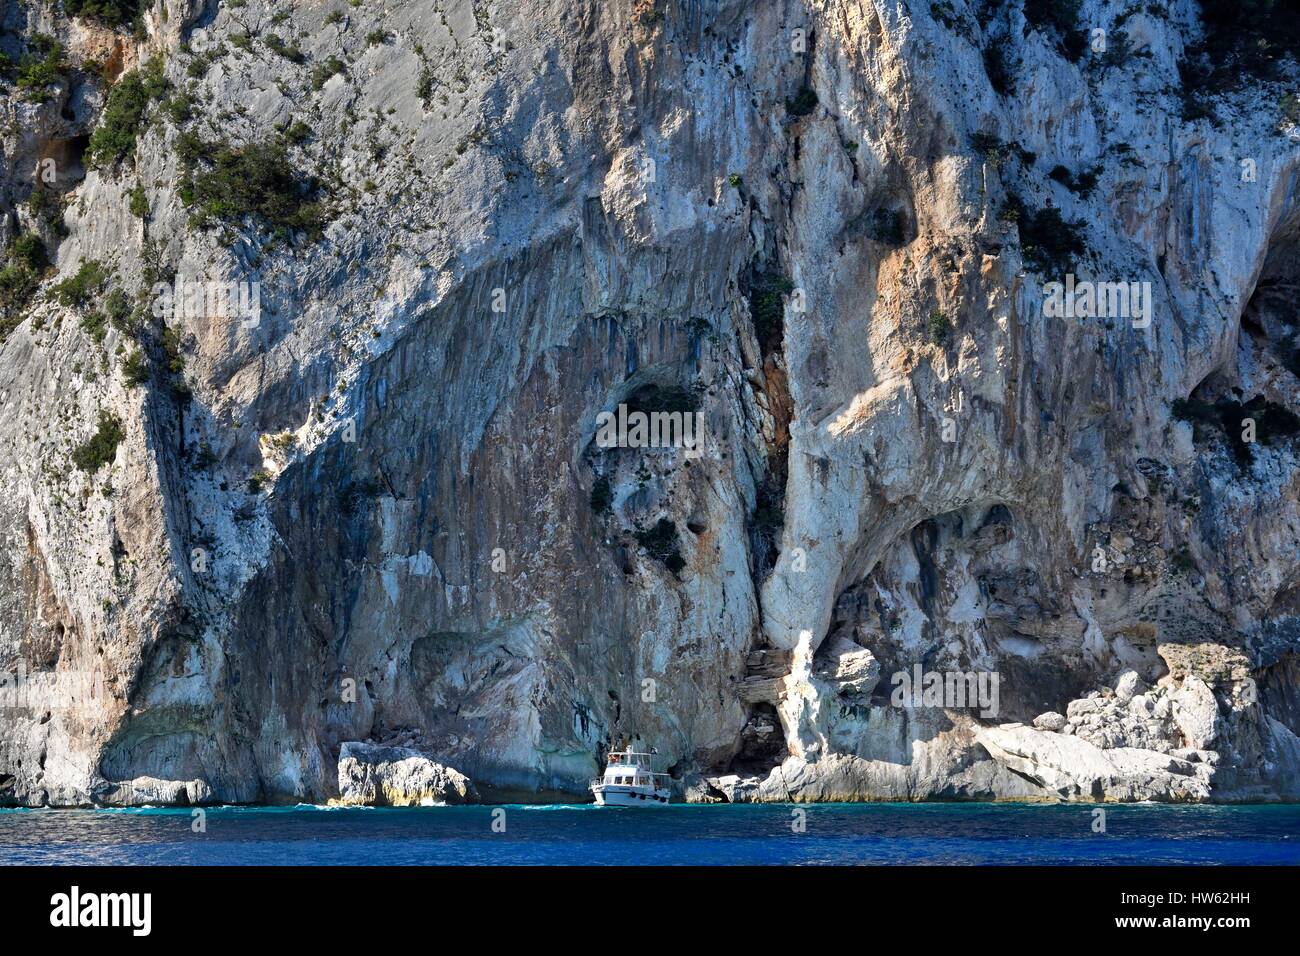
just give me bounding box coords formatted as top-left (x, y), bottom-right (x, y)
top-left (1, 803), bottom-right (1298, 865)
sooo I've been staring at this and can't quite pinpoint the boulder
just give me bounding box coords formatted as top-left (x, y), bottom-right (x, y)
top-left (814, 636), bottom-right (880, 697)
top-left (1114, 670), bottom-right (1146, 702)
top-left (1033, 711), bottom-right (1068, 732)
top-left (973, 724), bottom-right (1214, 802)
top-left (1170, 677), bottom-right (1220, 750)
top-left (334, 742), bottom-right (477, 806)
top-left (1066, 697), bottom-right (1100, 719)
top-left (92, 776), bottom-right (214, 807)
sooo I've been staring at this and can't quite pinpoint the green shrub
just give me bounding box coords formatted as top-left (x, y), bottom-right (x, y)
top-left (971, 132), bottom-right (1014, 169)
top-left (1178, 0), bottom-right (1300, 121)
top-left (162, 325), bottom-right (185, 373)
top-left (174, 129), bottom-right (205, 166)
top-left (186, 53), bottom-right (213, 78)
top-left (121, 349), bottom-right (149, 385)
top-left (311, 56), bottom-right (346, 90)
top-left (165, 91), bottom-right (194, 123)
top-left (635, 518), bottom-right (686, 574)
top-left (27, 185), bottom-right (62, 225)
top-left (748, 270), bottom-right (793, 355)
top-left (928, 309), bottom-right (951, 345)
top-left (1101, 29), bottom-right (1133, 68)
top-left (11, 234), bottom-right (47, 273)
top-left (417, 67), bottom-right (434, 105)
top-left (0, 274), bottom-right (37, 332)
top-left (1005, 200), bottom-right (1087, 276)
top-left (931, 2), bottom-right (960, 28)
top-left (54, 260), bottom-right (109, 309)
top-left (103, 287), bottom-right (132, 330)
top-left (14, 35), bottom-right (68, 102)
top-left (181, 138), bottom-right (327, 241)
top-left (264, 33), bottom-right (305, 63)
top-left (785, 86), bottom-right (818, 117)
top-left (86, 59), bottom-right (168, 169)
top-left (80, 309), bottom-right (108, 344)
top-left (63, 0), bottom-right (143, 28)
top-left (589, 473), bottom-right (613, 515)
top-left (283, 120), bottom-right (313, 144)
top-left (983, 45), bottom-right (1015, 96)
top-left (1023, 0), bottom-right (1086, 61)
top-left (1283, 92), bottom-right (1300, 126)
top-left (247, 468), bottom-right (272, 493)
top-left (0, 233), bottom-right (48, 331)
top-left (72, 411), bottom-right (125, 472)
top-left (129, 183), bottom-right (149, 218)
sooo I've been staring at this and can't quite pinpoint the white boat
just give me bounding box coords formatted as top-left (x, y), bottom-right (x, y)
top-left (590, 748), bottom-right (671, 806)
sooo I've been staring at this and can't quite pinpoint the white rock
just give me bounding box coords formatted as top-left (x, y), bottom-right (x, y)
top-left (1114, 670), bottom-right (1146, 703)
top-left (1033, 712), bottom-right (1068, 732)
top-left (973, 725), bottom-right (1214, 802)
top-left (1170, 678), bottom-right (1221, 751)
top-left (334, 742), bottom-right (476, 807)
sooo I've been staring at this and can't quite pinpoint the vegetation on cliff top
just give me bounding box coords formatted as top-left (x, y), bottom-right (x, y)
top-left (64, 0), bottom-right (145, 29)
top-left (1180, 0), bottom-right (1300, 120)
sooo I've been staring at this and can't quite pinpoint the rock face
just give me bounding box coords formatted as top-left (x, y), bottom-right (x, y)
top-left (2, 1), bottom-right (1300, 806)
top-left (334, 742), bottom-right (476, 807)
top-left (973, 724), bottom-right (1215, 803)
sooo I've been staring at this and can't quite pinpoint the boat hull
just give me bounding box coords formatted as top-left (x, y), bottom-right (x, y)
top-left (592, 786), bottom-right (670, 807)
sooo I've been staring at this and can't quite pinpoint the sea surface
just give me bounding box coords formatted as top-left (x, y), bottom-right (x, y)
top-left (1, 803), bottom-right (1297, 866)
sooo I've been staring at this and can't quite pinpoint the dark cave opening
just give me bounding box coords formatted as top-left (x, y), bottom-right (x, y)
top-left (1172, 207), bottom-right (1300, 469)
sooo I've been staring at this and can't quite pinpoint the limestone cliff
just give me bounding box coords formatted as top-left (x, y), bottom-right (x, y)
top-left (2, 0), bottom-right (1299, 806)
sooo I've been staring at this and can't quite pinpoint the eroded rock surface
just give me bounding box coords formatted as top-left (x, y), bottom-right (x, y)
top-left (2, 1), bottom-right (1300, 806)
top-left (334, 741), bottom-right (476, 806)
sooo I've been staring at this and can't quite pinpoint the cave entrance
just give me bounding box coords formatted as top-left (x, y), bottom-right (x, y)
top-left (1242, 203), bottom-right (1300, 366)
top-left (39, 134), bottom-right (91, 191)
